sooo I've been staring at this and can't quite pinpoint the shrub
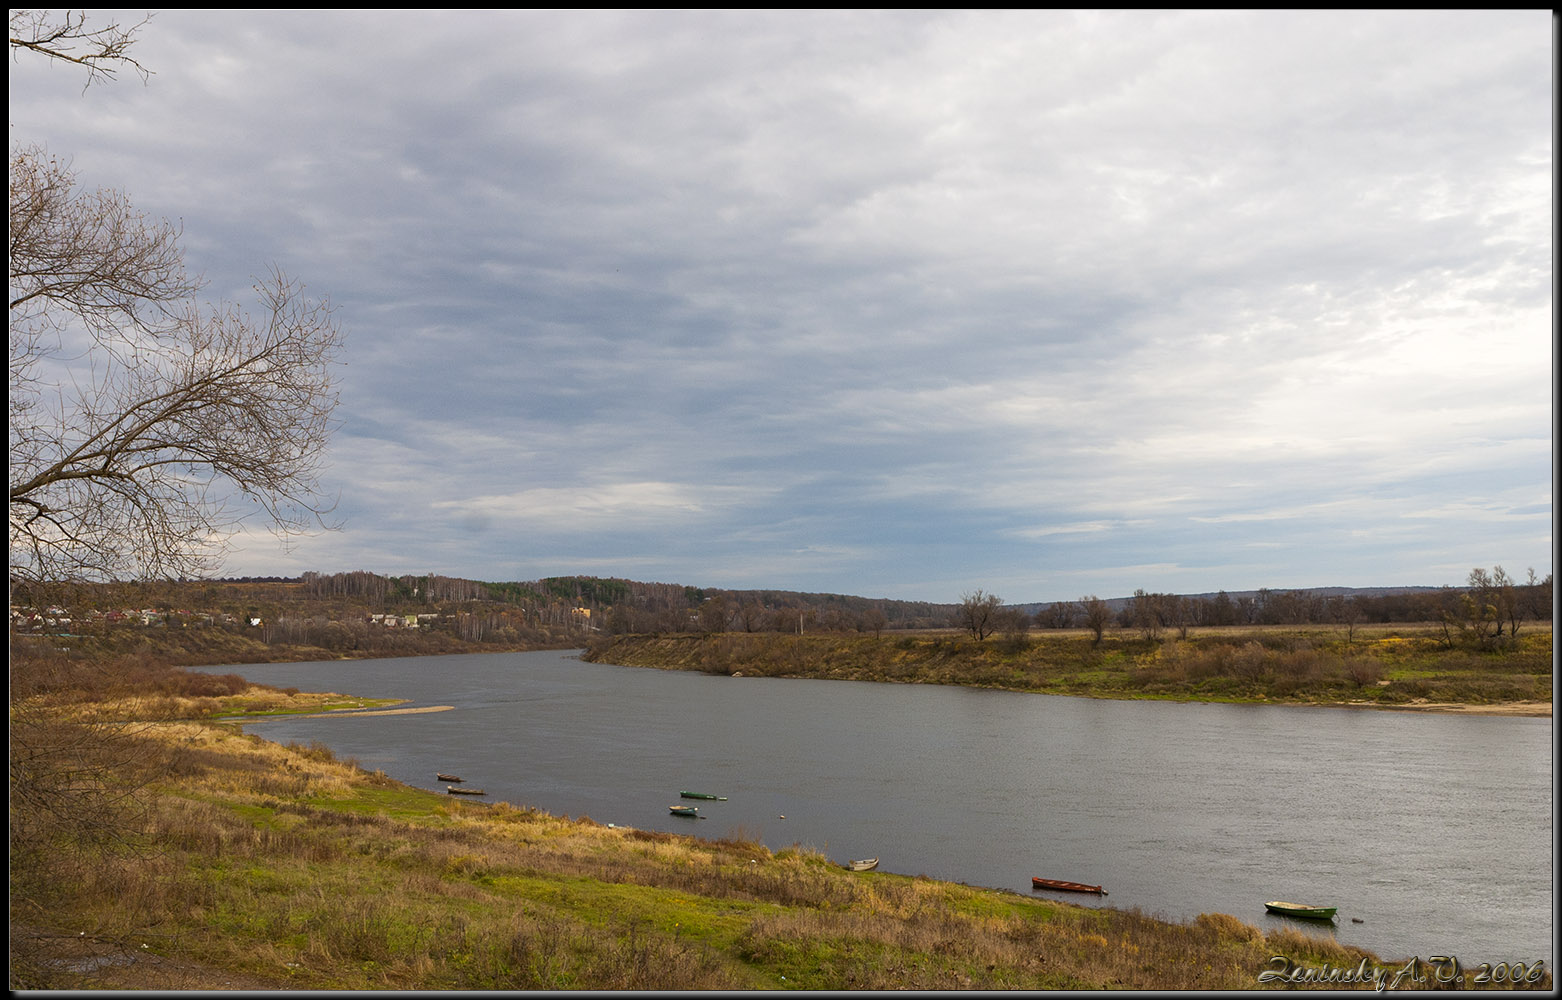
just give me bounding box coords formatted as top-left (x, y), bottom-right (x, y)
top-left (1228, 642), bottom-right (1269, 680)
top-left (1344, 655), bottom-right (1383, 688)
top-left (1194, 912), bottom-right (1260, 943)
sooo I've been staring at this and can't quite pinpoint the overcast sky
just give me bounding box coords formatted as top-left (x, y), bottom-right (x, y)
top-left (9, 9), bottom-right (1553, 603)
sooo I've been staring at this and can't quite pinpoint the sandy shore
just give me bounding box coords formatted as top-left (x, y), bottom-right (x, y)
top-left (299, 705), bottom-right (455, 718)
top-left (1340, 699), bottom-right (1551, 718)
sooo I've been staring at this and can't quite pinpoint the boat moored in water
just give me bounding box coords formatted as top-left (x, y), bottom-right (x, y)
top-left (1031, 877), bottom-right (1106, 895)
top-left (1265, 900), bottom-right (1338, 920)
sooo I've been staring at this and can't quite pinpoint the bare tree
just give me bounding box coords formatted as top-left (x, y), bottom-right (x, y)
top-left (10, 24), bottom-right (344, 584)
top-left (1080, 595), bottom-right (1111, 644)
top-left (994, 606), bottom-right (1031, 645)
top-left (860, 606), bottom-right (888, 638)
top-left (1490, 566), bottom-right (1523, 640)
top-left (1038, 599), bottom-right (1076, 630)
top-left (957, 589), bottom-right (1004, 641)
top-left (1441, 566), bottom-right (1527, 649)
top-left (1519, 568), bottom-right (1551, 623)
top-left (735, 600), bottom-right (767, 633)
top-left (1129, 588), bottom-right (1162, 640)
top-left (1327, 594), bottom-right (1363, 645)
top-left (1166, 594), bottom-right (1192, 640)
top-left (697, 594), bottom-right (730, 634)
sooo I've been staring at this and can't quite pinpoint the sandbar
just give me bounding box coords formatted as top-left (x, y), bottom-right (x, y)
top-left (299, 705), bottom-right (455, 718)
top-left (1342, 699), bottom-right (1551, 718)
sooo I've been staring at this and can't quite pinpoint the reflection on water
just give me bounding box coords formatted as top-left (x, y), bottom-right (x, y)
top-left (200, 650), bottom-right (1553, 965)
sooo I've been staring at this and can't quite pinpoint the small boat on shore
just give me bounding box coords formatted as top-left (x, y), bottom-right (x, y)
top-left (669, 805), bottom-right (700, 817)
top-left (846, 857), bottom-right (879, 872)
top-left (437, 773), bottom-right (463, 782)
top-left (1265, 901), bottom-right (1338, 921)
top-left (679, 791), bottom-right (727, 800)
top-left (446, 786), bottom-right (485, 795)
top-left (1032, 877), bottom-right (1106, 895)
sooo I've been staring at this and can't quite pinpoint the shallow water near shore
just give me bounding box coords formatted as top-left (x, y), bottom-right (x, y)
top-left (200, 649), bottom-right (1554, 966)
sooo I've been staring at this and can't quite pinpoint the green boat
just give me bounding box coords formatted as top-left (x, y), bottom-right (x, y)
top-left (668, 804), bottom-right (700, 817)
top-left (1265, 900), bottom-right (1338, 921)
top-left (679, 791), bottom-right (727, 800)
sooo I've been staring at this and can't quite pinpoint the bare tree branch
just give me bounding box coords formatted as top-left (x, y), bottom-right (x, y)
top-left (9, 148), bottom-right (344, 583)
top-left (9, 9), bottom-right (154, 89)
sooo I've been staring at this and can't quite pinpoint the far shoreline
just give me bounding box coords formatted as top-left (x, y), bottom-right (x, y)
top-left (221, 660), bottom-right (1552, 722)
top-left (185, 630), bottom-right (1552, 722)
top-left (579, 627), bottom-right (1552, 721)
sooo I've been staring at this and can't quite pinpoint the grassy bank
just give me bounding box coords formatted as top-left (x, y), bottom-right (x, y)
top-left (582, 624), bottom-right (1553, 713)
top-left (20, 692), bottom-right (1546, 992)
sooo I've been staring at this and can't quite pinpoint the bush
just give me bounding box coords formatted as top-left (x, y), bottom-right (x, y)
top-left (1229, 642), bottom-right (1269, 680)
top-left (1344, 656), bottom-right (1383, 688)
top-left (1194, 912), bottom-right (1260, 943)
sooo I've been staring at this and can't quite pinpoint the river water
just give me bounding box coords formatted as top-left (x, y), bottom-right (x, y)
top-left (196, 649), bottom-right (1554, 966)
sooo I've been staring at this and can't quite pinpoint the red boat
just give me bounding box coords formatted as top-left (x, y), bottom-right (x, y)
top-left (1032, 877), bottom-right (1106, 895)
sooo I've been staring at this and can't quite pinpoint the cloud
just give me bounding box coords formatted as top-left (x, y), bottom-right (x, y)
top-left (431, 482), bottom-right (767, 530)
top-left (8, 10), bottom-right (1549, 600)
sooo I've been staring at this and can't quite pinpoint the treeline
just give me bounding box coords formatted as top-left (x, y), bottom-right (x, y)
top-left (1024, 582), bottom-right (1551, 634)
top-left (301, 571), bottom-right (507, 604)
top-left (13, 568), bottom-right (1551, 653)
top-left (1009, 568), bottom-right (1551, 650)
top-left (600, 587), bottom-right (952, 636)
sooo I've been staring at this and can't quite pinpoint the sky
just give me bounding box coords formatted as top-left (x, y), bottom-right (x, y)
top-left (8, 9), bottom-right (1554, 604)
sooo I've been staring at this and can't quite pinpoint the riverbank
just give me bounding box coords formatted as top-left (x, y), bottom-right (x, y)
top-left (582, 625), bottom-right (1553, 716)
top-left (12, 640), bottom-right (1554, 990)
top-left (21, 691), bottom-right (1539, 992)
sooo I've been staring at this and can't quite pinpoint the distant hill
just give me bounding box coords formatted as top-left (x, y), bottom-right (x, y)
top-left (1178, 586), bottom-right (1445, 601)
top-left (21, 573), bottom-right (1539, 637)
top-left (54, 574), bottom-right (1453, 616)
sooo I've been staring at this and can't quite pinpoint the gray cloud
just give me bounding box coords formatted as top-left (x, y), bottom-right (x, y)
top-left (9, 10), bottom-right (1550, 599)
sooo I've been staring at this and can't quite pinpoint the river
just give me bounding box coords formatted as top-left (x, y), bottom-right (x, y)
top-left (195, 649), bottom-right (1554, 966)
